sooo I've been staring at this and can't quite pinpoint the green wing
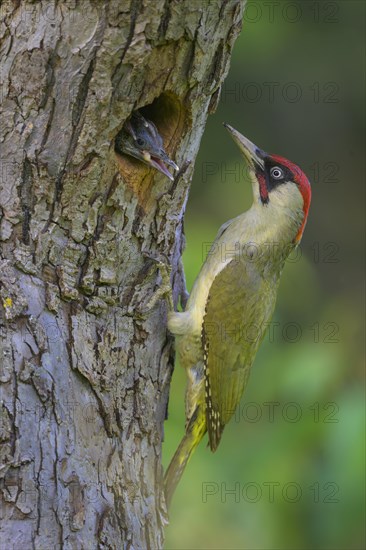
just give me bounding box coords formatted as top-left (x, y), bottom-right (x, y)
top-left (202, 258), bottom-right (277, 451)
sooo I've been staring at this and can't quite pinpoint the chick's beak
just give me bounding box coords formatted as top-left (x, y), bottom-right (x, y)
top-left (164, 157), bottom-right (180, 172)
top-left (223, 123), bottom-right (265, 171)
top-left (142, 150), bottom-right (179, 181)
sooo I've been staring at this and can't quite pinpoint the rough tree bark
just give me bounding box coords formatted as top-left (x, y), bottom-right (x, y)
top-left (0, 1), bottom-right (243, 548)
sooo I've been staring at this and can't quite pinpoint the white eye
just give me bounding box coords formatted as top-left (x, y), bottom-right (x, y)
top-left (270, 167), bottom-right (283, 179)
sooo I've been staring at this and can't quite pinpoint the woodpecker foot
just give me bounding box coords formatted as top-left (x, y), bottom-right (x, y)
top-left (142, 252), bottom-right (174, 314)
top-left (178, 257), bottom-right (189, 310)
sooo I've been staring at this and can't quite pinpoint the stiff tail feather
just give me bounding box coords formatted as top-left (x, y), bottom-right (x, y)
top-left (164, 407), bottom-right (206, 509)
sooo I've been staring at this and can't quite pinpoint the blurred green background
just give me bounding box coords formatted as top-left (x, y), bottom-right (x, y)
top-left (163, 1), bottom-right (365, 549)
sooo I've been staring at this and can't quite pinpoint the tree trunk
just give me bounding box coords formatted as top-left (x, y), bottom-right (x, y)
top-left (0, 1), bottom-right (243, 547)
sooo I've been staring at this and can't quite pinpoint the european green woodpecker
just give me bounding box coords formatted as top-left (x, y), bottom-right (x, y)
top-left (114, 111), bottom-right (179, 180)
top-left (164, 123), bottom-right (311, 507)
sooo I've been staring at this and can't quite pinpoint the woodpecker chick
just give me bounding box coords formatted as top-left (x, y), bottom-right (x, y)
top-left (164, 124), bottom-right (312, 507)
top-left (114, 111), bottom-right (179, 181)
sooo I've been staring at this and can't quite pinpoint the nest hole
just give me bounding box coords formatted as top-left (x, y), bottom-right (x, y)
top-left (114, 93), bottom-right (186, 207)
top-left (139, 92), bottom-right (184, 155)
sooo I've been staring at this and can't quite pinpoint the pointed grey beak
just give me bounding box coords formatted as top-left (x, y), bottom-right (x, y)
top-left (140, 150), bottom-right (179, 181)
top-left (158, 149), bottom-right (179, 172)
top-left (164, 157), bottom-right (180, 172)
top-left (146, 155), bottom-right (175, 181)
top-left (223, 123), bottom-right (265, 171)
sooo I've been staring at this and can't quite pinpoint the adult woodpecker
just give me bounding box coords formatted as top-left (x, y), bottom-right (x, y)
top-left (164, 123), bottom-right (311, 507)
top-left (114, 111), bottom-right (179, 180)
